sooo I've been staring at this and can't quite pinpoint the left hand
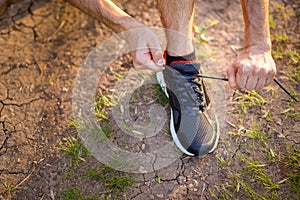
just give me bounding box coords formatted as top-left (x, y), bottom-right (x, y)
top-left (226, 46), bottom-right (276, 91)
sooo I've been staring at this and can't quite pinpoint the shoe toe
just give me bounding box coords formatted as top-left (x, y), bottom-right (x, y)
top-left (177, 112), bottom-right (218, 157)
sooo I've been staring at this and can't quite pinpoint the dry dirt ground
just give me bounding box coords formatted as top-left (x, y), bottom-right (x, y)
top-left (0, 0), bottom-right (299, 199)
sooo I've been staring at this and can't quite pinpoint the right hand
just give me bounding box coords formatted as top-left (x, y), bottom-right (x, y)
top-left (123, 27), bottom-right (165, 72)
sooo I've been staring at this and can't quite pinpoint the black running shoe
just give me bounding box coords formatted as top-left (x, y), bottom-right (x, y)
top-left (156, 61), bottom-right (219, 157)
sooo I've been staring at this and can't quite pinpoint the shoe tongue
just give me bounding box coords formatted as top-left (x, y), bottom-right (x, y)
top-left (170, 62), bottom-right (200, 75)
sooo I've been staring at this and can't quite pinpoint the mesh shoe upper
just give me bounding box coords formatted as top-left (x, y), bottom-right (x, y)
top-left (162, 61), bottom-right (219, 156)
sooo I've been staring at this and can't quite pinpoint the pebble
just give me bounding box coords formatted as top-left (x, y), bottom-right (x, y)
top-left (156, 194), bottom-right (164, 198)
top-left (141, 143), bottom-right (146, 151)
top-left (192, 179), bottom-right (199, 187)
top-left (177, 176), bottom-right (186, 184)
top-left (145, 181), bottom-right (151, 187)
top-left (275, 118), bottom-right (282, 126)
top-left (62, 87), bottom-right (68, 92)
top-left (188, 183), bottom-right (194, 188)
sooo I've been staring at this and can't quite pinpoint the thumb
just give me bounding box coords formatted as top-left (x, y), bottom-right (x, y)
top-left (150, 47), bottom-right (164, 67)
top-left (226, 65), bottom-right (237, 88)
top-left (148, 39), bottom-right (165, 66)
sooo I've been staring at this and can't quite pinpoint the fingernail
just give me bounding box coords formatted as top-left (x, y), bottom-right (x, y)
top-left (157, 59), bottom-right (164, 66)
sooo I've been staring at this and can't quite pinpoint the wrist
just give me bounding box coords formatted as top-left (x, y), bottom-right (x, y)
top-left (244, 35), bottom-right (271, 53)
top-left (242, 44), bottom-right (272, 55)
top-left (104, 15), bottom-right (145, 33)
top-left (121, 18), bottom-right (145, 31)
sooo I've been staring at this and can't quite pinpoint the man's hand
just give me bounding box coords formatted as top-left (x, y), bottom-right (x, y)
top-left (228, 0), bottom-right (276, 92)
top-left (123, 27), bottom-right (165, 72)
top-left (67, 0), bottom-right (164, 71)
top-left (227, 47), bottom-right (276, 91)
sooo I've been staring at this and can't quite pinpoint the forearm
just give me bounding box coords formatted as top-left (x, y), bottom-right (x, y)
top-left (240, 0), bottom-right (271, 52)
top-left (66, 0), bottom-right (144, 33)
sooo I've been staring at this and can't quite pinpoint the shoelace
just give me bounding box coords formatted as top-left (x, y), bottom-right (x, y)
top-left (197, 75), bottom-right (298, 102)
top-left (172, 73), bottom-right (207, 111)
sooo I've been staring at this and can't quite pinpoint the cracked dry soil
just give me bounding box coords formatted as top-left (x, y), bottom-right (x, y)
top-left (0, 0), bottom-right (299, 199)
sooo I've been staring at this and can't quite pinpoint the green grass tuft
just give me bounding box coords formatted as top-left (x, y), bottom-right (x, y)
top-left (233, 90), bottom-right (267, 117)
top-left (59, 136), bottom-right (91, 165)
top-left (61, 186), bottom-right (98, 200)
top-left (152, 84), bottom-right (169, 106)
top-left (85, 166), bottom-right (135, 193)
top-left (95, 90), bottom-right (116, 122)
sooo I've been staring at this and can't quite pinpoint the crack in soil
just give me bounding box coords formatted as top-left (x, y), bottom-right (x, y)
top-left (0, 136), bottom-right (9, 152)
top-left (0, 169), bottom-right (27, 175)
top-left (0, 64), bottom-right (18, 76)
top-left (2, 97), bottom-right (40, 107)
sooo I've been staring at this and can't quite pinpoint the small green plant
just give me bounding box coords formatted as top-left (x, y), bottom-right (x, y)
top-left (61, 187), bottom-right (82, 200)
top-left (61, 186), bottom-right (97, 200)
top-left (233, 176), bottom-right (262, 199)
top-left (157, 176), bottom-right (161, 183)
top-left (59, 136), bottom-right (91, 164)
top-left (210, 183), bottom-right (234, 200)
top-left (238, 155), bottom-right (279, 191)
top-left (285, 146), bottom-right (300, 168)
top-left (274, 33), bottom-right (289, 43)
top-left (161, 128), bottom-right (171, 137)
top-left (293, 66), bottom-right (300, 82)
top-left (272, 49), bottom-right (285, 59)
top-left (194, 17), bottom-right (219, 44)
top-left (262, 109), bottom-right (272, 121)
top-left (281, 106), bottom-right (300, 118)
top-left (68, 118), bottom-right (77, 128)
top-left (233, 90), bottom-right (267, 116)
top-left (3, 182), bottom-right (17, 199)
top-left (262, 146), bottom-right (277, 163)
top-left (216, 155), bottom-right (230, 169)
top-left (65, 168), bottom-right (81, 179)
top-left (85, 167), bottom-right (105, 179)
top-left (288, 172), bottom-right (300, 193)
top-left (95, 90), bottom-right (116, 122)
top-left (68, 117), bottom-right (84, 129)
top-left (283, 146), bottom-right (300, 193)
top-left (269, 14), bottom-right (275, 29)
top-left (246, 123), bottom-right (271, 146)
top-left (85, 166), bottom-right (135, 193)
top-left (104, 174), bottom-right (135, 192)
top-left (272, 49), bottom-right (299, 67)
top-left (101, 124), bottom-right (112, 138)
top-left (152, 84), bottom-right (169, 106)
top-left (111, 70), bottom-right (123, 80)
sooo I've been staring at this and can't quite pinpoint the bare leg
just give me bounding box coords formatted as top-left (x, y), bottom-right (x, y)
top-left (157, 0), bottom-right (195, 56)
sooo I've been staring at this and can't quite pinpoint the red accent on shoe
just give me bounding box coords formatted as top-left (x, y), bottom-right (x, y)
top-left (169, 60), bottom-right (198, 66)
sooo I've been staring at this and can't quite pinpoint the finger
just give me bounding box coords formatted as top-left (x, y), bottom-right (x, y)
top-left (134, 63), bottom-right (147, 69)
top-left (236, 72), bottom-right (247, 89)
top-left (150, 48), bottom-right (164, 66)
top-left (134, 52), bottom-right (165, 72)
top-left (245, 75), bottom-right (258, 91)
top-left (265, 76), bottom-right (273, 86)
top-left (134, 50), bottom-right (165, 71)
top-left (147, 39), bottom-right (164, 66)
top-left (255, 77), bottom-right (266, 92)
top-left (226, 65), bottom-right (237, 88)
top-left (135, 61), bottom-right (165, 72)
